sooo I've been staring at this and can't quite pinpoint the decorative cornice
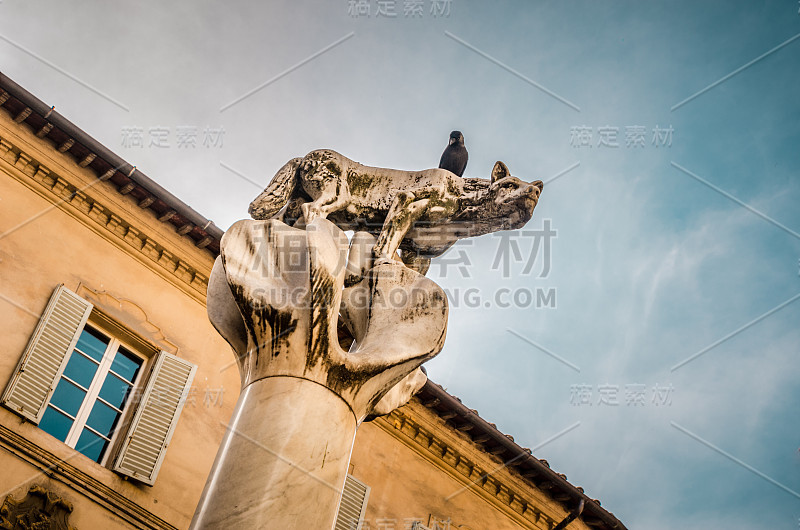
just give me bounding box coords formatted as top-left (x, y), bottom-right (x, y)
top-left (416, 383), bottom-right (622, 529)
top-left (0, 136), bottom-right (210, 304)
top-left (76, 284), bottom-right (180, 355)
top-left (0, 75), bottom-right (223, 254)
top-left (374, 405), bottom-right (567, 530)
top-left (0, 423), bottom-right (178, 530)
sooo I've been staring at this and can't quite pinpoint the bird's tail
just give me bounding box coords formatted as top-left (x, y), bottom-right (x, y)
top-left (248, 157), bottom-right (304, 220)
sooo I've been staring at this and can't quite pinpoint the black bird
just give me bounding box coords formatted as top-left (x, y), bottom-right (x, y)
top-left (439, 130), bottom-right (468, 177)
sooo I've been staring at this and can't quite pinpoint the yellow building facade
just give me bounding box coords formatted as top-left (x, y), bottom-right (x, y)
top-left (0, 73), bottom-right (625, 530)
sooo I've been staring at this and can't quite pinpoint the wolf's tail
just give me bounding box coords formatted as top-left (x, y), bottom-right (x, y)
top-left (248, 157), bottom-right (304, 220)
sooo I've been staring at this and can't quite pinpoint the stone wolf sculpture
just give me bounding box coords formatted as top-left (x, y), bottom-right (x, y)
top-left (249, 149), bottom-right (543, 272)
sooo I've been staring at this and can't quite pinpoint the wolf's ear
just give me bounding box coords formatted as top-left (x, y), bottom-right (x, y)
top-left (248, 157), bottom-right (303, 220)
top-left (491, 161), bottom-right (510, 183)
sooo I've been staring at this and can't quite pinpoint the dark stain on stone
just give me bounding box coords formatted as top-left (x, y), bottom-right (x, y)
top-left (325, 361), bottom-right (375, 396)
top-left (260, 306), bottom-right (297, 358)
top-left (306, 265), bottom-right (335, 371)
top-left (325, 161), bottom-right (341, 177)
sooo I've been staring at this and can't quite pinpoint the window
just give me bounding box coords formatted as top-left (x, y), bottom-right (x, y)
top-left (334, 474), bottom-right (370, 530)
top-left (38, 326), bottom-right (144, 464)
top-left (2, 285), bottom-right (196, 485)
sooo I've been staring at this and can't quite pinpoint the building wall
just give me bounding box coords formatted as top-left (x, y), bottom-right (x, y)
top-left (0, 111), bottom-right (238, 529)
top-left (354, 418), bottom-right (526, 529)
top-left (354, 401), bottom-right (592, 530)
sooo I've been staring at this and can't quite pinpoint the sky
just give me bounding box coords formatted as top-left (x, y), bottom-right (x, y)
top-left (2, 0), bottom-right (799, 528)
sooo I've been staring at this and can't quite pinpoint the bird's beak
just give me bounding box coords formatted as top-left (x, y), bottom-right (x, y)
top-left (449, 137), bottom-right (456, 145)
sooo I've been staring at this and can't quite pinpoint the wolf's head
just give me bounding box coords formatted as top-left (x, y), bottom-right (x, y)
top-left (486, 161), bottom-right (543, 230)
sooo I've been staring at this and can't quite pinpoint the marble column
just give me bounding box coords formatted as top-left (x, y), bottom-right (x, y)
top-left (190, 219), bottom-right (448, 529)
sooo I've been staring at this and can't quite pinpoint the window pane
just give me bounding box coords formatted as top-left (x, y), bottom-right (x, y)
top-left (49, 378), bottom-right (86, 417)
top-left (111, 346), bottom-right (142, 383)
top-left (76, 428), bottom-right (108, 463)
top-left (62, 350), bottom-right (100, 388)
top-left (86, 400), bottom-right (121, 438)
top-left (99, 373), bottom-right (132, 410)
top-left (74, 327), bottom-right (108, 362)
top-left (39, 407), bottom-right (73, 442)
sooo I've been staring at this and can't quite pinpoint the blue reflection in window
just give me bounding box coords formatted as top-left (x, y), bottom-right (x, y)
top-left (76, 429), bottom-right (108, 462)
top-left (98, 373), bottom-right (130, 410)
top-left (62, 352), bottom-right (99, 389)
top-left (49, 378), bottom-right (86, 417)
top-left (111, 347), bottom-right (141, 383)
top-left (39, 407), bottom-right (73, 442)
top-left (74, 328), bottom-right (108, 362)
top-left (86, 400), bottom-right (120, 438)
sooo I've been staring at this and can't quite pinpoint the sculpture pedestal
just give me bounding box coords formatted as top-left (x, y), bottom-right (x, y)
top-left (190, 376), bottom-right (357, 529)
top-left (190, 219), bottom-right (448, 528)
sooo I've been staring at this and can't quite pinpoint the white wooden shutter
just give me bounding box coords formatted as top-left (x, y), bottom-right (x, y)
top-left (1, 285), bottom-right (92, 423)
top-left (112, 351), bottom-right (196, 485)
top-left (334, 474), bottom-right (370, 530)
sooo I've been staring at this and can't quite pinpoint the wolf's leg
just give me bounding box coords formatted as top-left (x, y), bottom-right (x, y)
top-left (400, 250), bottom-right (431, 276)
top-left (373, 192), bottom-right (430, 263)
top-left (301, 186), bottom-right (349, 224)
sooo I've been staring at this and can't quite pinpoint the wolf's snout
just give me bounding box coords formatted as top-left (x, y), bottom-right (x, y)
top-left (526, 180), bottom-right (543, 196)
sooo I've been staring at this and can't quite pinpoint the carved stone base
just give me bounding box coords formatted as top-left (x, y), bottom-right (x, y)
top-left (0, 485), bottom-right (75, 530)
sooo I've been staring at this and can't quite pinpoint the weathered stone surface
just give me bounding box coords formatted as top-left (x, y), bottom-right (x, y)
top-left (0, 485), bottom-right (75, 530)
top-left (248, 149), bottom-right (543, 270)
top-left (207, 219), bottom-right (447, 415)
top-left (191, 377), bottom-right (357, 529)
top-left (191, 218), bottom-right (448, 529)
